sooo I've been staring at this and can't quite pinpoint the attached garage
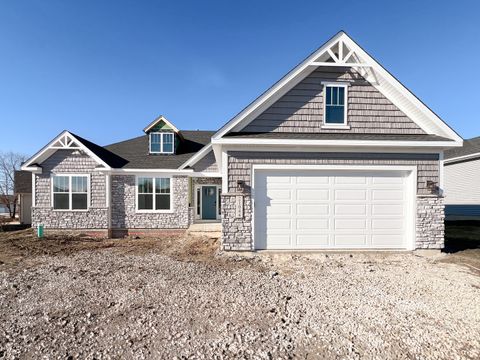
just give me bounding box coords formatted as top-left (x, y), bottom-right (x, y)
top-left (253, 166), bottom-right (416, 250)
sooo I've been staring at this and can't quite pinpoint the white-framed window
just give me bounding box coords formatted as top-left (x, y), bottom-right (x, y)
top-left (136, 176), bottom-right (172, 212)
top-left (322, 82), bottom-right (349, 126)
top-left (52, 174), bottom-right (89, 210)
top-left (150, 132), bottom-right (174, 154)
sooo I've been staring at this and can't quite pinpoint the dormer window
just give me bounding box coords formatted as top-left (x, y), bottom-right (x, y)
top-left (150, 132), bottom-right (174, 154)
top-left (322, 82), bottom-right (349, 128)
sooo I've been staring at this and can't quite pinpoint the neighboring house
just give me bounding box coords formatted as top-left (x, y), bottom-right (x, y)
top-left (444, 136), bottom-right (480, 220)
top-left (21, 31), bottom-right (462, 250)
top-left (14, 170), bottom-right (33, 224)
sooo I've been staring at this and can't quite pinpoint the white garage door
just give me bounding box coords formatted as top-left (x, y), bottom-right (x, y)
top-left (254, 169), bottom-right (412, 250)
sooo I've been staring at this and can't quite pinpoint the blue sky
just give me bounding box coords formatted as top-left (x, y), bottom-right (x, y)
top-left (1, 0), bottom-right (479, 155)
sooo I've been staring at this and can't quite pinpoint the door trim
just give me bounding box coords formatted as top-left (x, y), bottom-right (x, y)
top-left (251, 164), bottom-right (417, 251)
top-left (194, 184), bottom-right (222, 220)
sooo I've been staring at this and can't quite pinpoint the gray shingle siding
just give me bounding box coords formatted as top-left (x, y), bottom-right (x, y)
top-left (32, 149), bottom-right (108, 229)
top-left (241, 67), bottom-right (425, 134)
top-left (227, 152), bottom-right (439, 195)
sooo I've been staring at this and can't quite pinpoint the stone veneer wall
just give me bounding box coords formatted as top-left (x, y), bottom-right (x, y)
top-left (111, 175), bottom-right (190, 229)
top-left (222, 151), bottom-right (444, 251)
top-left (32, 149), bottom-right (108, 229)
top-left (416, 196), bottom-right (445, 249)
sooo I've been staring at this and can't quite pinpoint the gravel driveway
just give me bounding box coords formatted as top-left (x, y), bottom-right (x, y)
top-left (1, 234), bottom-right (479, 359)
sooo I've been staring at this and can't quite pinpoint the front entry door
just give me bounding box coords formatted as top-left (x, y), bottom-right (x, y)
top-left (202, 186), bottom-right (217, 220)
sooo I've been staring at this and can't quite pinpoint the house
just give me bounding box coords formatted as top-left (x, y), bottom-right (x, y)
top-left (21, 31), bottom-right (462, 250)
top-left (14, 170), bottom-right (33, 224)
top-left (444, 136), bottom-right (480, 220)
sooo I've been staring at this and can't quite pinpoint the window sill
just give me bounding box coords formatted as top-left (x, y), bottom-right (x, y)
top-left (135, 210), bottom-right (174, 214)
top-left (52, 209), bottom-right (90, 212)
top-left (321, 125), bottom-right (351, 130)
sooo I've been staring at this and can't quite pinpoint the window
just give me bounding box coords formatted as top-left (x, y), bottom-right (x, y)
top-left (324, 84), bottom-right (348, 125)
top-left (52, 175), bottom-right (89, 210)
top-left (150, 132), bottom-right (175, 154)
top-left (137, 177), bottom-right (171, 211)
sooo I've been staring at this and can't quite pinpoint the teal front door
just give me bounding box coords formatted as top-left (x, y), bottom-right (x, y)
top-left (202, 186), bottom-right (217, 220)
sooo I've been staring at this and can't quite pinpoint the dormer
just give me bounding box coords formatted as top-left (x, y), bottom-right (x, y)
top-left (143, 116), bottom-right (183, 155)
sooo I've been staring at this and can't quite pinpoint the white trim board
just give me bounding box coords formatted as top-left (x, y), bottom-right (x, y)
top-left (212, 31), bottom-right (462, 144)
top-left (212, 138), bottom-right (460, 148)
top-left (444, 152), bottom-right (480, 164)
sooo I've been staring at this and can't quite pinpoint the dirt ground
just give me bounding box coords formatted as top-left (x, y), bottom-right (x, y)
top-left (1, 230), bottom-right (479, 359)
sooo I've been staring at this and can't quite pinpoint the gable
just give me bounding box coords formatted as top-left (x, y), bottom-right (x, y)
top-left (147, 119), bottom-right (175, 133)
top-left (191, 150), bottom-right (218, 173)
top-left (241, 66), bottom-right (425, 134)
top-left (213, 31), bottom-right (462, 144)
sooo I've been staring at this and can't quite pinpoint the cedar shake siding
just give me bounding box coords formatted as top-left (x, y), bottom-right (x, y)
top-left (226, 152), bottom-right (439, 195)
top-left (32, 149), bottom-right (109, 229)
top-left (241, 67), bottom-right (425, 134)
top-left (221, 151), bottom-right (443, 251)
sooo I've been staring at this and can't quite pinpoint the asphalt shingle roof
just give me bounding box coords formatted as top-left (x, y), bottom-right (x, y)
top-left (444, 136), bottom-right (480, 160)
top-left (103, 130), bottom-right (215, 169)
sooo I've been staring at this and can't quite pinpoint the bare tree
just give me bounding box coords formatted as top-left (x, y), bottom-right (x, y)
top-left (0, 151), bottom-right (28, 219)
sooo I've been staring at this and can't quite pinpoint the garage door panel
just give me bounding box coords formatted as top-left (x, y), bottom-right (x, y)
top-left (266, 219), bottom-right (291, 230)
top-left (335, 204), bottom-right (367, 215)
top-left (334, 176), bottom-right (367, 184)
top-left (296, 204), bottom-right (329, 216)
top-left (296, 176), bottom-right (329, 184)
top-left (266, 188), bottom-right (291, 200)
top-left (372, 189), bottom-right (404, 200)
top-left (334, 234), bottom-right (367, 246)
top-left (335, 189), bottom-right (367, 200)
top-left (254, 169), bottom-right (410, 250)
top-left (297, 189), bottom-right (329, 201)
top-left (265, 176), bottom-right (292, 184)
top-left (372, 234), bottom-right (404, 247)
top-left (266, 235), bottom-right (291, 248)
top-left (296, 234), bottom-right (329, 247)
top-left (372, 176), bottom-right (404, 185)
top-left (372, 218), bottom-right (403, 230)
top-left (265, 203), bottom-right (291, 216)
top-left (335, 218), bottom-right (367, 230)
top-left (296, 218), bottom-right (329, 230)
top-left (372, 204), bottom-right (403, 215)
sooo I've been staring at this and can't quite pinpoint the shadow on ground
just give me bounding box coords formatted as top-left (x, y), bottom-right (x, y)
top-left (444, 220), bottom-right (480, 253)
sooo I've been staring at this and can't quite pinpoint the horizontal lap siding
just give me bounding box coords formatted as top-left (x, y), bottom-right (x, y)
top-left (241, 67), bottom-right (425, 134)
top-left (444, 158), bottom-right (480, 204)
top-left (227, 152), bottom-right (439, 195)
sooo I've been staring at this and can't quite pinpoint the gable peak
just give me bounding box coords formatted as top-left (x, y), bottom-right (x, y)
top-left (143, 115), bottom-right (180, 134)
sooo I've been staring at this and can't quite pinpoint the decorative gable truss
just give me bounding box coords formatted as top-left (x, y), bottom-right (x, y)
top-left (50, 133), bottom-right (83, 149)
top-left (21, 130), bottom-right (111, 173)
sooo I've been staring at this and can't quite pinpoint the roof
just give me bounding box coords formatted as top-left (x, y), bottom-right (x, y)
top-left (212, 31), bottom-right (462, 144)
top-left (444, 136), bottom-right (480, 161)
top-left (70, 132), bottom-right (129, 168)
top-left (104, 130), bottom-right (214, 169)
top-left (225, 132), bottom-right (453, 142)
top-left (14, 170), bottom-right (32, 193)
